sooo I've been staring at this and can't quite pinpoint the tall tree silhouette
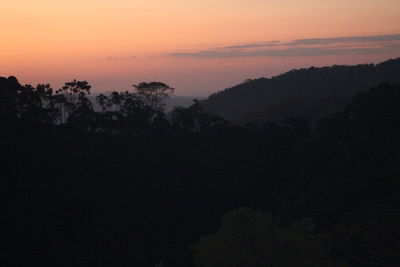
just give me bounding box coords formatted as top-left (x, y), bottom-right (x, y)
top-left (0, 76), bottom-right (22, 117)
top-left (133, 82), bottom-right (174, 113)
top-left (54, 80), bottom-right (92, 124)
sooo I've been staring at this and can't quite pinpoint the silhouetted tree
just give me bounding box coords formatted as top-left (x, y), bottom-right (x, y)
top-left (133, 82), bottom-right (174, 113)
top-left (192, 208), bottom-right (343, 267)
top-left (54, 80), bottom-right (92, 123)
top-left (0, 76), bottom-right (22, 117)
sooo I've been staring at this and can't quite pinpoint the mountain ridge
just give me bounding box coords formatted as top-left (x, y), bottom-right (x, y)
top-left (202, 58), bottom-right (400, 124)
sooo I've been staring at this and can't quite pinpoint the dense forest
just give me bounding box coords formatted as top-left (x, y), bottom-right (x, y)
top-left (202, 58), bottom-right (400, 125)
top-left (1, 71), bottom-right (400, 266)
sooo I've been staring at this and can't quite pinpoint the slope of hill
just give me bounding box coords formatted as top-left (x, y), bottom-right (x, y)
top-left (237, 96), bottom-right (350, 127)
top-left (202, 58), bottom-right (400, 123)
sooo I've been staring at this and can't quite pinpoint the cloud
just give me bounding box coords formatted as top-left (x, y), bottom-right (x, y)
top-left (221, 41), bottom-right (280, 49)
top-left (169, 47), bottom-right (399, 59)
top-left (167, 33), bottom-right (400, 59)
top-left (287, 34), bottom-right (400, 46)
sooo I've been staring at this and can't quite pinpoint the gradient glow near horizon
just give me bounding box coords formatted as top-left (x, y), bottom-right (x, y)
top-left (1, 0), bottom-right (400, 96)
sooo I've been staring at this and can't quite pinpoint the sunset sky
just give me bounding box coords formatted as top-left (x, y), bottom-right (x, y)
top-left (1, 0), bottom-right (400, 96)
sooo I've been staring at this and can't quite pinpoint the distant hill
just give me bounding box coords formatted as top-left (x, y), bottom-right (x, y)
top-left (164, 96), bottom-right (206, 111)
top-left (202, 58), bottom-right (400, 124)
top-left (89, 94), bottom-right (204, 112)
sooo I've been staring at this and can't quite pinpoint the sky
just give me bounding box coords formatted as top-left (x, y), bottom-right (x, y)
top-left (1, 0), bottom-right (400, 96)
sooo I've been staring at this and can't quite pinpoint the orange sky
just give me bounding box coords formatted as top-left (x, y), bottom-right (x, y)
top-left (1, 0), bottom-right (400, 95)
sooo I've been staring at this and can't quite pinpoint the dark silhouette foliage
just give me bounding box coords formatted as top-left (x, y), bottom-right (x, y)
top-left (192, 207), bottom-right (344, 267)
top-left (1, 63), bottom-right (400, 266)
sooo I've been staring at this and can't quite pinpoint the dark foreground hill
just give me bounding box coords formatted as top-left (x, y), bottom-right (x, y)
top-left (2, 75), bottom-right (400, 266)
top-left (202, 58), bottom-right (400, 124)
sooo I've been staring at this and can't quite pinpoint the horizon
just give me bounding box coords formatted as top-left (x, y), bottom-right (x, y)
top-left (2, 0), bottom-right (400, 96)
top-left (3, 56), bottom-right (399, 98)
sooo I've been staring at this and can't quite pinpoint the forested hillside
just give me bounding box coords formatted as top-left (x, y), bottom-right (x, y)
top-left (202, 58), bottom-right (400, 124)
top-left (2, 75), bottom-right (400, 266)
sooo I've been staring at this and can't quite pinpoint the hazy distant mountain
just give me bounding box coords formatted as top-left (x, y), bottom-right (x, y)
top-left (90, 94), bottom-right (204, 112)
top-left (202, 58), bottom-right (400, 124)
top-left (164, 96), bottom-right (206, 111)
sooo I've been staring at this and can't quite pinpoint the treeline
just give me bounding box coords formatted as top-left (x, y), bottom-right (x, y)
top-left (1, 76), bottom-right (400, 266)
top-left (0, 76), bottom-right (177, 132)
